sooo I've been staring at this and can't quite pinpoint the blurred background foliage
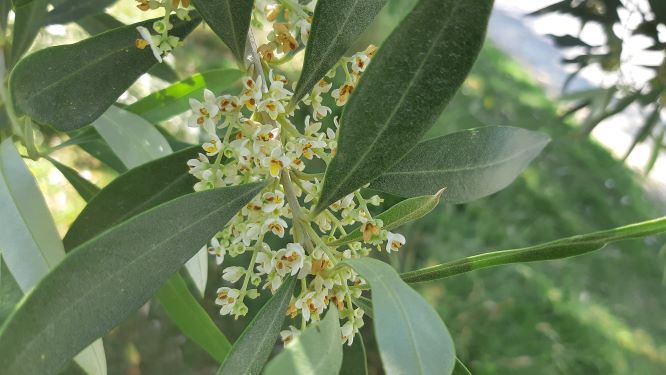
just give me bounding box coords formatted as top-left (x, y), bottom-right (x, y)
top-left (529, 0), bottom-right (666, 174)
top-left (17, 0), bottom-right (666, 374)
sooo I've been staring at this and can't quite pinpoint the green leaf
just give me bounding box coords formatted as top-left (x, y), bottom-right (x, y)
top-left (340, 333), bottom-right (368, 375)
top-left (0, 182), bottom-right (265, 375)
top-left (63, 145), bottom-right (198, 249)
top-left (71, 116), bottom-right (205, 296)
top-left (126, 68), bottom-right (244, 123)
top-left (92, 106), bottom-right (172, 169)
top-left (217, 277), bottom-right (296, 375)
top-left (331, 192), bottom-right (443, 245)
top-left (623, 104), bottom-right (661, 160)
top-left (264, 303), bottom-right (343, 375)
top-left (9, 15), bottom-right (200, 131)
top-left (369, 126), bottom-right (550, 202)
top-left (10, 0), bottom-right (48, 66)
top-left (452, 358), bottom-right (472, 375)
top-left (316, 0), bottom-right (494, 213)
top-left (401, 216), bottom-right (666, 284)
top-left (75, 12), bottom-right (180, 82)
top-left (157, 274), bottom-right (232, 362)
top-left (45, 156), bottom-right (100, 202)
top-left (0, 139), bottom-right (65, 291)
top-left (0, 139), bottom-right (107, 375)
top-left (292, 0), bottom-right (386, 103)
top-left (191, 0), bottom-right (253, 63)
top-left (45, 0), bottom-right (116, 25)
top-left (345, 258), bottom-right (455, 375)
top-left (75, 128), bottom-right (128, 173)
top-left (0, 257), bottom-right (22, 327)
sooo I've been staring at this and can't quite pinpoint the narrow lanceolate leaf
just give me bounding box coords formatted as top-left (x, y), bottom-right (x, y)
top-left (191, 0), bottom-right (254, 63)
top-left (73, 128), bottom-right (128, 173)
top-left (340, 333), bottom-right (368, 375)
top-left (62, 145), bottom-right (229, 362)
top-left (401, 216), bottom-right (666, 284)
top-left (316, 0), bottom-right (494, 213)
top-left (453, 359), bottom-right (473, 375)
top-left (10, 0), bottom-right (49, 66)
top-left (370, 126), bottom-right (550, 202)
top-left (345, 258), bottom-right (456, 375)
top-left (126, 68), bottom-right (244, 123)
top-left (93, 106), bottom-right (172, 169)
top-left (292, 0), bottom-right (387, 103)
top-left (0, 139), bottom-right (107, 375)
top-left (0, 139), bottom-right (65, 291)
top-left (45, 156), bottom-right (100, 202)
top-left (64, 146), bottom-right (198, 249)
top-left (9, 15), bottom-right (200, 131)
top-left (331, 192), bottom-right (443, 245)
top-left (264, 304), bottom-right (343, 375)
top-left (0, 182), bottom-right (265, 375)
top-left (217, 277), bottom-right (296, 375)
top-left (45, 0), bottom-right (116, 25)
top-left (157, 274), bottom-right (232, 362)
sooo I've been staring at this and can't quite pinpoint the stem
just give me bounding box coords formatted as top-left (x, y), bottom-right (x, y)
top-left (400, 216), bottom-right (666, 284)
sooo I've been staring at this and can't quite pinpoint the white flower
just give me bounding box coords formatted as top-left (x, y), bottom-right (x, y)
top-left (207, 237), bottom-right (226, 265)
top-left (241, 76), bottom-right (264, 110)
top-left (386, 232), bottom-right (406, 252)
top-left (136, 26), bottom-right (162, 63)
top-left (295, 291), bottom-right (326, 322)
top-left (261, 148), bottom-right (291, 177)
top-left (265, 272), bottom-right (283, 292)
top-left (202, 135), bottom-right (223, 156)
top-left (261, 190), bottom-right (285, 213)
top-left (273, 243), bottom-right (305, 276)
top-left (188, 90), bottom-right (219, 134)
top-left (262, 216), bottom-right (288, 238)
top-left (255, 251), bottom-right (274, 275)
top-left (341, 321), bottom-right (355, 346)
top-left (215, 287), bottom-right (240, 315)
top-left (351, 52), bottom-right (371, 74)
top-left (280, 325), bottom-right (300, 345)
top-left (257, 97), bottom-right (284, 120)
top-left (222, 266), bottom-right (245, 283)
top-left (331, 82), bottom-right (355, 106)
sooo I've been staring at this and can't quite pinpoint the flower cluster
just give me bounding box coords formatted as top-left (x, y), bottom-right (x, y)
top-left (254, 0), bottom-right (316, 63)
top-left (134, 0), bottom-right (192, 62)
top-left (184, 2), bottom-right (404, 347)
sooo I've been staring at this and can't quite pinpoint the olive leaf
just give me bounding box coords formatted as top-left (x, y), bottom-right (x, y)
top-left (63, 146), bottom-right (198, 249)
top-left (292, 0), bottom-right (387, 103)
top-left (10, 0), bottom-right (49, 66)
top-left (9, 14), bottom-right (200, 131)
top-left (315, 0), bottom-right (494, 213)
top-left (401, 216), bottom-right (666, 284)
top-left (191, 0), bottom-right (254, 63)
top-left (330, 191), bottom-right (443, 245)
top-left (92, 106), bottom-right (173, 169)
top-left (0, 139), bottom-right (107, 375)
top-left (157, 274), bottom-right (232, 362)
top-left (345, 258), bottom-right (456, 375)
top-left (370, 126), bottom-right (550, 202)
top-left (216, 277), bottom-right (296, 375)
top-left (62, 145), bottom-right (234, 362)
top-left (263, 304), bottom-right (343, 375)
top-left (0, 182), bottom-right (265, 375)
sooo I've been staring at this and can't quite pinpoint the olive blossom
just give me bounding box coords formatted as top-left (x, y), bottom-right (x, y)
top-left (183, 0), bottom-right (402, 345)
